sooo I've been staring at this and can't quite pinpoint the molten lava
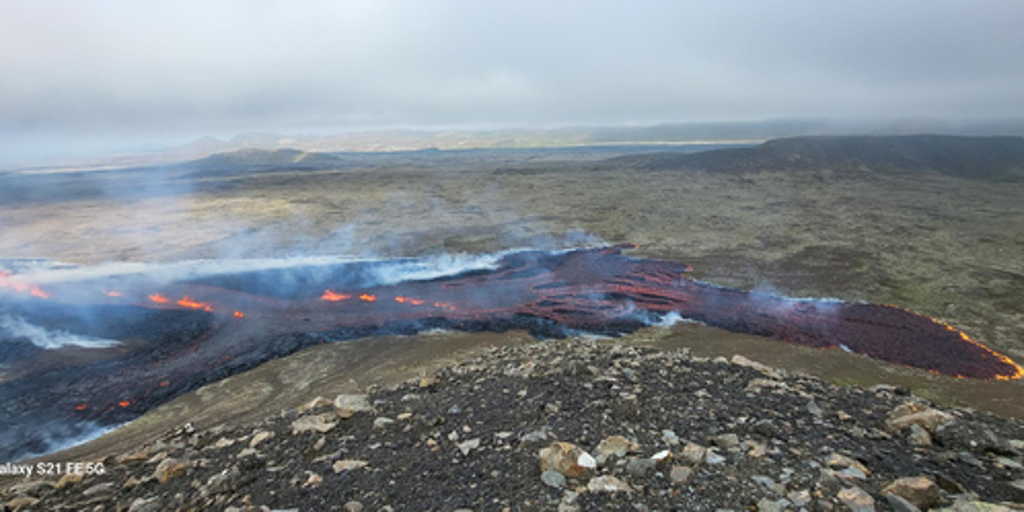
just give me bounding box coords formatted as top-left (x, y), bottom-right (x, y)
top-left (320, 290), bottom-right (351, 301)
top-left (177, 295), bottom-right (213, 312)
top-left (2, 245), bottom-right (1020, 463)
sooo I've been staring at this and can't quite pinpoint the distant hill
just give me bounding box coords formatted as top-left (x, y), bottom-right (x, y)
top-left (607, 135), bottom-right (1024, 180)
top-left (182, 148), bottom-right (344, 175)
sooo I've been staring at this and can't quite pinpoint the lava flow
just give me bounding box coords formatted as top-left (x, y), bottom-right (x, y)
top-left (0, 245), bottom-right (1020, 461)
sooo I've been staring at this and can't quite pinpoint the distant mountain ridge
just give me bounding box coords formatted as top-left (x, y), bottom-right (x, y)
top-left (608, 135), bottom-right (1024, 180)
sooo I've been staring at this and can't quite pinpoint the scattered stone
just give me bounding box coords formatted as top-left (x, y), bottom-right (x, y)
top-left (419, 375), bottom-right (437, 388)
top-left (710, 433), bottom-right (740, 449)
top-left (538, 442), bottom-right (596, 477)
top-left (302, 472), bottom-right (323, 488)
top-left (521, 429), bottom-right (549, 443)
top-left (757, 497), bottom-right (786, 512)
top-left (82, 482), bottom-right (115, 497)
top-left (458, 438), bottom-right (481, 456)
top-left (115, 450), bottom-right (151, 464)
top-left (826, 453), bottom-right (871, 476)
top-left (154, 458), bottom-right (189, 483)
top-left (787, 490), bottom-right (812, 508)
top-left (8, 480), bottom-right (55, 497)
top-left (934, 422), bottom-right (1016, 456)
top-left (837, 486), bottom-right (876, 512)
top-left (908, 424), bottom-right (932, 446)
top-left (541, 470), bottom-right (567, 489)
top-left (936, 500), bottom-right (1015, 511)
top-left (373, 416), bottom-right (396, 430)
top-left (586, 475), bottom-right (632, 493)
top-left (250, 430), bottom-right (274, 447)
top-left (207, 437), bottom-right (237, 450)
top-left (807, 399), bottom-right (823, 417)
top-left (745, 440), bottom-right (769, 458)
top-left (333, 394), bottom-right (372, 418)
top-left (333, 460), bottom-right (369, 473)
top-left (128, 496), bottom-right (163, 512)
top-left (596, 435), bottom-right (637, 460)
top-left (881, 476), bottom-right (940, 509)
top-left (291, 414), bottom-right (337, 435)
top-left (934, 473), bottom-right (967, 494)
top-left (650, 450), bottom-right (672, 465)
top-left (301, 396), bottom-right (333, 411)
top-left (731, 354), bottom-right (785, 379)
top-left (886, 404), bottom-right (953, 434)
top-left (397, 412), bottom-right (414, 421)
top-left (55, 473), bottom-right (84, 489)
top-left (884, 493), bottom-right (922, 512)
top-left (679, 443), bottom-right (707, 465)
top-left (752, 475), bottom-right (785, 494)
top-left (662, 429), bottom-right (680, 446)
top-left (669, 465), bottom-right (692, 484)
top-left (202, 466), bottom-right (245, 497)
top-left (626, 458), bottom-right (656, 478)
top-left (704, 449), bottom-right (727, 465)
top-left (3, 496), bottom-right (40, 510)
top-left (237, 447), bottom-right (258, 458)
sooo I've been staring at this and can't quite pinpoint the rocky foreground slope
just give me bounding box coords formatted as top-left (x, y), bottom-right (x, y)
top-left (3, 339), bottom-right (1024, 511)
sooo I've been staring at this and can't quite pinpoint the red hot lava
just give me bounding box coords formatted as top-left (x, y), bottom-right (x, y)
top-left (111, 244), bottom-right (1021, 381)
top-left (1, 245), bottom-right (1021, 462)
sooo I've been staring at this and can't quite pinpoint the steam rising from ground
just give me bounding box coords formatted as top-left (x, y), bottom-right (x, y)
top-left (7, 252), bottom-right (508, 288)
top-left (1, 315), bottom-right (120, 349)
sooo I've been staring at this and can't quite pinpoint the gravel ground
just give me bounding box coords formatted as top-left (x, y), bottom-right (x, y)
top-left (3, 338), bottom-right (1024, 511)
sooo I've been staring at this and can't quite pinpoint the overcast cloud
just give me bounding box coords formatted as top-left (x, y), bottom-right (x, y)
top-left (2, 0), bottom-right (1024, 160)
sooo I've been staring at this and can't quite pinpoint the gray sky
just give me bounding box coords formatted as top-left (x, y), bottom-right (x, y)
top-left (2, 0), bottom-right (1024, 160)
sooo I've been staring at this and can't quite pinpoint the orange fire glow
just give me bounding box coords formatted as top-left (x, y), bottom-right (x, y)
top-left (118, 400), bottom-right (131, 408)
top-left (882, 303), bottom-right (1024, 381)
top-left (105, 291), bottom-right (122, 297)
top-left (359, 294), bottom-right (377, 302)
top-left (0, 273), bottom-right (50, 299)
top-left (74, 403), bottom-right (88, 411)
top-left (177, 295), bottom-right (213, 312)
top-left (320, 290), bottom-right (351, 301)
top-left (433, 302), bottom-right (457, 310)
top-left (234, 310), bottom-right (245, 318)
top-left (395, 296), bottom-right (426, 305)
top-left (149, 293), bottom-right (170, 304)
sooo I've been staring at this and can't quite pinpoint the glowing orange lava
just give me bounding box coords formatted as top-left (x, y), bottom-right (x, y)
top-left (118, 400), bottom-right (131, 408)
top-left (320, 290), bottom-right (351, 301)
top-left (395, 296), bottom-right (426, 305)
top-left (0, 273), bottom-right (49, 299)
top-left (359, 294), bottom-right (377, 302)
top-left (177, 295), bottom-right (213, 312)
top-left (882, 303), bottom-right (1024, 381)
top-left (74, 404), bottom-right (88, 411)
top-left (149, 293), bottom-right (170, 304)
top-left (234, 311), bottom-right (245, 318)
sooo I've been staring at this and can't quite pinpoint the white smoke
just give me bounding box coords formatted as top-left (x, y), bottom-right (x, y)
top-left (11, 421), bottom-right (118, 462)
top-left (652, 311), bottom-right (700, 328)
top-left (0, 315), bottom-right (120, 349)
top-left (8, 252), bottom-right (507, 288)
